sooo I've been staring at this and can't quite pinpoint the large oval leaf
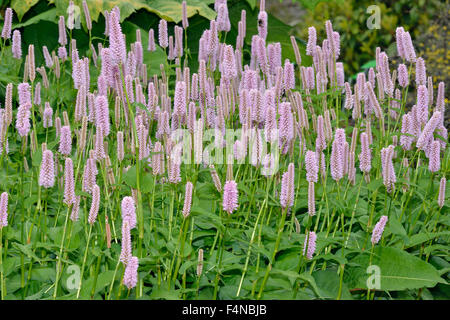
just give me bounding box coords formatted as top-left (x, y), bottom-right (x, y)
top-left (345, 247), bottom-right (446, 291)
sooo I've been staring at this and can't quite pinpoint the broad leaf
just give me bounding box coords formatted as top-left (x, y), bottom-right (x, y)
top-left (346, 247), bottom-right (446, 291)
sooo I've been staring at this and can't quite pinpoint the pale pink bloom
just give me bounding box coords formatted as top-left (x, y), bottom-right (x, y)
top-left (371, 216), bottom-right (388, 245)
top-left (88, 184), bottom-right (100, 224)
top-left (182, 182), bottom-right (194, 218)
top-left (123, 256), bottom-right (139, 289)
top-left (121, 196), bottom-right (136, 229)
top-left (223, 180), bottom-right (238, 214)
top-left (280, 163), bottom-right (295, 209)
top-left (63, 157), bottom-right (76, 206)
top-left (303, 231), bottom-right (316, 260)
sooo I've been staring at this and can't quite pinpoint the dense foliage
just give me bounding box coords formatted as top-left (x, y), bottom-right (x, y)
top-left (0, 0), bottom-right (448, 300)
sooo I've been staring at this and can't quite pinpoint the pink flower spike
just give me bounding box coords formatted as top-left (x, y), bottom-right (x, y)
top-left (63, 157), bottom-right (76, 206)
top-left (371, 216), bottom-right (388, 245)
top-left (223, 180), bottom-right (238, 214)
top-left (39, 150), bottom-right (55, 188)
top-left (121, 196), bottom-right (136, 229)
top-left (182, 182), bottom-right (194, 218)
top-left (123, 256), bottom-right (139, 289)
top-left (280, 163), bottom-right (295, 209)
top-left (0, 192), bottom-right (8, 228)
top-left (88, 184), bottom-right (100, 224)
top-left (303, 231), bottom-right (316, 260)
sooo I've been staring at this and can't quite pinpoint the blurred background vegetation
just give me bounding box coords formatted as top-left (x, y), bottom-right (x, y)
top-left (267, 0), bottom-right (449, 125)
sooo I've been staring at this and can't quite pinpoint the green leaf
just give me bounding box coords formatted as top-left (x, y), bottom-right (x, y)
top-left (312, 269), bottom-right (353, 300)
top-left (361, 59), bottom-right (376, 69)
top-left (387, 218), bottom-right (407, 238)
top-left (346, 247), bottom-right (445, 291)
top-left (245, 0), bottom-right (256, 9)
top-left (149, 287), bottom-right (181, 299)
top-left (11, 243), bottom-right (43, 262)
top-left (12, 0), bottom-right (40, 21)
top-left (270, 269), bottom-right (323, 298)
top-left (12, 8), bottom-right (58, 29)
top-left (405, 231), bottom-right (450, 248)
top-left (123, 165), bottom-right (137, 189)
top-left (49, 0), bottom-right (216, 24)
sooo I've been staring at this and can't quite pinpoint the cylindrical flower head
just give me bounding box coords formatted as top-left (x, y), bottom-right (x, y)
top-left (402, 31), bottom-right (416, 62)
top-left (0, 192), bottom-right (8, 228)
top-left (257, 10), bottom-right (268, 40)
top-left (209, 165), bottom-right (222, 193)
top-left (415, 57), bottom-right (426, 86)
top-left (108, 11), bottom-right (126, 65)
top-left (63, 157), bottom-right (76, 206)
top-left (400, 114), bottom-right (413, 151)
top-left (146, 28), bottom-right (156, 52)
top-left (223, 180), bottom-right (238, 214)
top-left (416, 85), bottom-right (429, 125)
top-left (315, 115), bottom-right (326, 151)
top-left (12, 30), bottom-right (22, 59)
top-left (120, 221), bottom-right (132, 265)
top-left (1, 8), bottom-right (12, 40)
top-left (70, 195), bottom-right (81, 222)
top-left (217, 4), bottom-right (231, 32)
top-left (121, 196), bottom-right (136, 229)
top-left (222, 45), bottom-right (237, 81)
top-left (366, 82), bottom-right (383, 119)
top-left (381, 146), bottom-right (396, 193)
top-left (359, 132), bottom-right (372, 173)
top-left (182, 182), bottom-right (194, 218)
top-left (438, 177), bottom-right (446, 209)
top-left (330, 128), bottom-right (346, 181)
top-left (371, 215), bottom-right (388, 245)
top-left (28, 44), bottom-right (36, 82)
top-left (396, 27), bottom-right (405, 59)
top-left (151, 141), bottom-right (164, 176)
top-left (280, 163), bottom-right (295, 209)
top-left (59, 126), bottom-right (72, 156)
top-left (58, 16), bottom-right (67, 45)
top-left (58, 46), bottom-right (67, 61)
top-left (18, 82), bottom-right (31, 106)
top-left (82, 157), bottom-right (97, 194)
top-left (436, 82), bottom-right (445, 114)
top-left (397, 64), bottom-right (409, 88)
top-left (308, 181), bottom-right (315, 216)
top-left (174, 81), bottom-right (187, 118)
top-left (117, 131), bottom-right (124, 161)
top-left (123, 256), bottom-right (139, 289)
top-left (95, 95), bottom-right (110, 136)
top-left (428, 140), bottom-right (440, 173)
top-left (416, 111), bottom-right (441, 150)
top-left (305, 150), bottom-right (318, 183)
top-left (303, 231), bottom-right (316, 260)
top-left (264, 105), bottom-right (277, 143)
top-left (88, 184), bottom-right (100, 224)
top-left (158, 19), bottom-right (168, 48)
top-left (82, 0), bottom-right (92, 30)
top-left (39, 150), bottom-right (55, 188)
top-left (181, 1), bottom-right (189, 29)
top-left (306, 26), bottom-right (316, 56)
top-left (15, 103), bottom-right (31, 137)
top-left (284, 60), bottom-right (295, 90)
top-left (279, 102), bottom-right (294, 144)
top-left (94, 127), bottom-right (106, 160)
top-left (197, 249), bottom-right (204, 277)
